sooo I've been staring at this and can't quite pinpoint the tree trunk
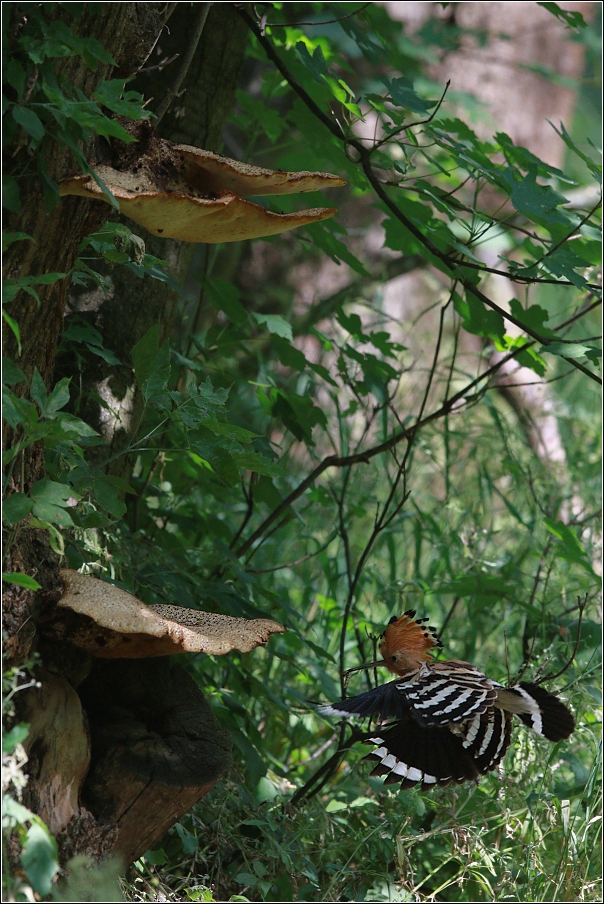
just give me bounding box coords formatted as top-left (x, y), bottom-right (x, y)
top-left (3, 1), bottom-right (248, 872)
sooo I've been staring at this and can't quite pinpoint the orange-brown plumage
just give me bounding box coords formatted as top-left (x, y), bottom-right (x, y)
top-left (379, 609), bottom-right (441, 675)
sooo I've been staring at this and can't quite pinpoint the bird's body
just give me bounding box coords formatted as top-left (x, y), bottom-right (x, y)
top-left (319, 610), bottom-right (575, 790)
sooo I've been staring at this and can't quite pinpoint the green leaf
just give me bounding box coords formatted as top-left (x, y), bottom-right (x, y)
top-left (2, 175), bottom-right (21, 213)
top-left (3, 493), bottom-right (34, 523)
top-left (12, 105), bottom-right (45, 141)
top-left (271, 391), bottom-right (327, 445)
top-left (2, 723), bottom-right (29, 754)
top-left (231, 451), bottom-right (283, 477)
top-left (510, 168), bottom-right (571, 227)
top-left (2, 310), bottom-right (22, 353)
top-left (454, 292), bottom-right (505, 343)
top-left (93, 80), bottom-right (150, 119)
top-left (2, 357), bottom-right (27, 385)
top-left (544, 517), bottom-right (594, 573)
top-left (44, 378), bottom-right (71, 417)
top-left (21, 820), bottom-right (59, 896)
top-left (30, 479), bottom-right (75, 527)
top-left (205, 278), bottom-right (248, 327)
top-left (541, 342), bottom-right (600, 359)
top-left (92, 476), bottom-right (127, 518)
top-left (252, 313), bottom-right (293, 341)
top-left (271, 336), bottom-right (308, 371)
top-left (2, 232), bottom-right (34, 252)
top-left (301, 223), bottom-right (370, 277)
top-left (201, 419), bottom-right (258, 443)
top-left (132, 324), bottom-right (162, 384)
top-left (2, 572), bottom-right (41, 590)
top-left (132, 324), bottom-right (172, 405)
top-left (509, 299), bottom-right (556, 338)
top-left (537, 2), bottom-right (587, 30)
top-left (29, 368), bottom-right (48, 409)
top-left (383, 77), bottom-right (436, 114)
top-left (30, 479), bottom-right (75, 506)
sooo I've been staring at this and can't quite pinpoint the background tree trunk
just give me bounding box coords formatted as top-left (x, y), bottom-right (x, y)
top-left (3, 1), bottom-right (248, 871)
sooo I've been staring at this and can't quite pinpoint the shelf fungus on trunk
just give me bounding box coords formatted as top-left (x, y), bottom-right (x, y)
top-left (27, 568), bottom-right (283, 866)
top-left (49, 569), bottom-right (286, 658)
top-left (58, 139), bottom-right (346, 243)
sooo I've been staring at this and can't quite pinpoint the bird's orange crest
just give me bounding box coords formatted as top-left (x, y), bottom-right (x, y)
top-left (379, 610), bottom-right (441, 672)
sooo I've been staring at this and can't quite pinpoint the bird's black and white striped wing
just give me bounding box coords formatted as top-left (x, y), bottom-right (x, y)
top-left (364, 707), bottom-right (512, 790)
top-left (318, 679), bottom-right (411, 722)
top-left (319, 662), bottom-right (497, 728)
top-left (401, 661), bottom-right (498, 728)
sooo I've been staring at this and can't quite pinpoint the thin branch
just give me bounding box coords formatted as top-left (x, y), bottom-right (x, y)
top-left (238, 7), bottom-right (602, 383)
top-left (263, 2), bottom-right (372, 29)
top-left (234, 298), bottom-right (598, 558)
top-left (155, 3), bottom-right (213, 125)
top-left (529, 200), bottom-right (602, 270)
top-left (289, 725), bottom-right (364, 807)
top-left (370, 80), bottom-right (451, 154)
top-left (246, 533), bottom-right (337, 574)
top-left (536, 594), bottom-right (587, 685)
top-left (229, 477), bottom-right (256, 550)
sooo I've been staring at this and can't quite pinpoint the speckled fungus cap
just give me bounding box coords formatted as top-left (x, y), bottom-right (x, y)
top-left (58, 140), bottom-right (345, 243)
top-left (56, 569), bottom-right (285, 658)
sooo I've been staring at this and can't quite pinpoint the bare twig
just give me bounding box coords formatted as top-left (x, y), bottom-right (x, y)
top-left (263, 2), bottom-right (372, 29)
top-left (155, 3), bottom-right (213, 125)
top-left (237, 6), bottom-right (602, 384)
top-left (370, 80), bottom-right (451, 154)
top-left (536, 594), bottom-right (587, 685)
top-left (246, 533), bottom-right (337, 574)
top-left (234, 298), bottom-right (598, 559)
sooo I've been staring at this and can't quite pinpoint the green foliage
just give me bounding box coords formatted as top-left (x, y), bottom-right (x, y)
top-left (2, 2), bottom-right (602, 902)
top-left (3, 2), bottom-right (151, 211)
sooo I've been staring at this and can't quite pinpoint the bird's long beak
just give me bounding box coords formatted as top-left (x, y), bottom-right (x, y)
top-left (343, 659), bottom-right (386, 678)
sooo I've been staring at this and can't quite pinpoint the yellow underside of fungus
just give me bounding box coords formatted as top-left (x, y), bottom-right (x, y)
top-left (59, 141), bottom-right (346, 243)
top-left (57, 569), bottom-right (285, 658)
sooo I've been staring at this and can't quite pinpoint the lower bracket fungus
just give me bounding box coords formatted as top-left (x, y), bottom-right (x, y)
top-left (48, 569), bottom-right (286, 658)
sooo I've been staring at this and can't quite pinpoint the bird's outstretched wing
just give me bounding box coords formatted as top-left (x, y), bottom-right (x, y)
top-left (319, 661), bottom-right (497, 728)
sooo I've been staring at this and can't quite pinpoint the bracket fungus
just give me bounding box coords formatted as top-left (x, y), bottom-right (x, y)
top-left (52, 569), bottom-right (285, 658)
top-left (58, 140), bottom-right (346, 243)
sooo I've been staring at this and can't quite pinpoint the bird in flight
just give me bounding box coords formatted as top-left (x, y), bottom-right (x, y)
top-left (319, 610), bottom-right (575, 789)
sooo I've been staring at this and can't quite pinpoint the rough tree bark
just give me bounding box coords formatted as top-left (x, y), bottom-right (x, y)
top-left (3, 1), bottom-right (248, 871)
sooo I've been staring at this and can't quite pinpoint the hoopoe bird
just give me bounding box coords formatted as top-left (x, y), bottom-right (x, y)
top-left (319, 610), bottom-right (575, 790)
